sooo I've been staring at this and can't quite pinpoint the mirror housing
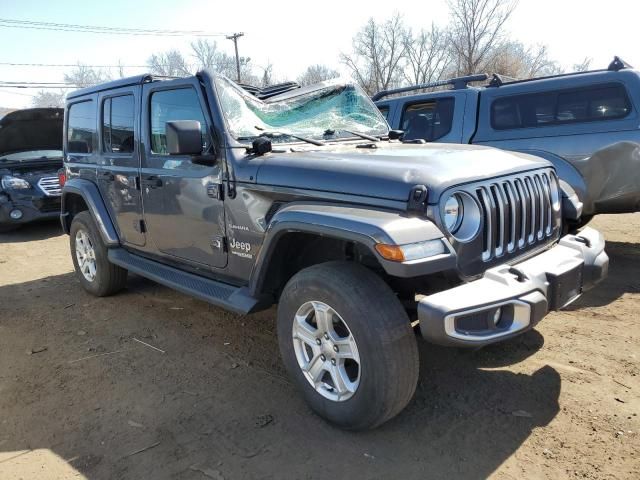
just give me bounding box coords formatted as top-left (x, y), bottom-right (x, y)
top-left (166, 120), bottom-right (203, 155)
top-left (388, 129), bottom-right (404, 140)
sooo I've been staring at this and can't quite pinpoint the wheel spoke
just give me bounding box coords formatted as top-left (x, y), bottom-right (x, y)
top-left (305, 354), bottom-right (326, 383)
top-left (312, 302), bottom-right (333, 334)
top-left (333, 336), bottom-right (357, 360)
top-left (328, 363), bottom-right (353, 397)
top-left (293, 315), bottom-right (320, 348)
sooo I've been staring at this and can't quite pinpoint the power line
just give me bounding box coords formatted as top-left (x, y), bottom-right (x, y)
top-left (0, 61), bottom-right (149, 68)
top-left (0, 81), bottom-right (74, 85)
top-left (0, 18), bottom-right (229, 37)
top-left (0, 85), bottom-right (75, 89)
top-left (0, 89), bottom-right (36, 97)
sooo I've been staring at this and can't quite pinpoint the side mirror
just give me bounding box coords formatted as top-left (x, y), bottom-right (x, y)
top-left (166, 120), bottom-right (203, 155)
top-left (388, 129), bottom-right (404, 140)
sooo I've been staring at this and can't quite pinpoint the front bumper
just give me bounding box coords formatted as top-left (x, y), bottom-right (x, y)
top-left (418, 227), bottom-right (608, 347)
top-left (0, 195), bottom-right (61, 226)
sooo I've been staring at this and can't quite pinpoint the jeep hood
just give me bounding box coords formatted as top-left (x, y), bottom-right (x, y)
top-left (255, 143), bottom-right (550, 202)
top-left (0, 108), bottom-right (64, 156)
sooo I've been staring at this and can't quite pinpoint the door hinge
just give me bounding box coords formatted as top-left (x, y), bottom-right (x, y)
top-left (206, 182), bottom-right (224, 200)
top-left (134, 176), bottom-right (141, 190)
top-left (139, 219), bottom-right (146, 233)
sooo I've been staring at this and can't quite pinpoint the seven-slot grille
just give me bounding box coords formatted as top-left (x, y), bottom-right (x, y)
top-left (475, 170), bottom-right (558, 261)
top-left (37, 176), bottom-right (61, 197)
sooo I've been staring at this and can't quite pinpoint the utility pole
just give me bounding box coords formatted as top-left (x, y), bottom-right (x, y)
top-left (226, 32), bottom-right (244, 83)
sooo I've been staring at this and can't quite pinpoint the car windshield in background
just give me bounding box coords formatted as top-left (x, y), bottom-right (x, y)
top-left (214, 76), bottom-right (388, 143)
top-left (0, 150), bottom-right (62, 162)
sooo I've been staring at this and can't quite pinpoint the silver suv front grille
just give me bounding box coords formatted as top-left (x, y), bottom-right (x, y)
top-left (37, 176), bottom-right (61, 197)
top-left (475, 170), bottom-right (558, 261)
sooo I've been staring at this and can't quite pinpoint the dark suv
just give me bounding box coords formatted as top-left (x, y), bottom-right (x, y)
top-left (375, 57), bottom-right (640, 225)
top-left (0, 108), bottom-right (63, 232)
top-left (60, 72), bottom-right (608, 429)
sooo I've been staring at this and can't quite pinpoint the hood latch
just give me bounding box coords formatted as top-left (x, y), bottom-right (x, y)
top-left (407, 185), bottom-right (428, 216)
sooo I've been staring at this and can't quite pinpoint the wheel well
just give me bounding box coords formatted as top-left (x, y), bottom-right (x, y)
top-left (257, 233), bottom-right (383, 300)
top-left (62, 193), bottom-right (89, 231)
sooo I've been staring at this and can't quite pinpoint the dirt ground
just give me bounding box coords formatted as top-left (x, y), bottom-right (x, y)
top-left (0, 214), bottom-right (638, 480)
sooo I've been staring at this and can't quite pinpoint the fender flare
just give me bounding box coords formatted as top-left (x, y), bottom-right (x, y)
top-left (248, 202), bottom-right (455, 297)
top-left (60, 178), bottom-right (119, 246)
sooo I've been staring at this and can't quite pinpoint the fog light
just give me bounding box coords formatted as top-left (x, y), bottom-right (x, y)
top-left (492, 307), bottom-right (502, 326)
top-left (9, 209), bottom-right (23, 220)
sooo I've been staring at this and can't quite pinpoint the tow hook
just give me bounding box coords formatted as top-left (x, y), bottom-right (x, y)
top-left (574, 236), bottom-right (592, 248)
top-left (508, 266), bottom-right (528, 283)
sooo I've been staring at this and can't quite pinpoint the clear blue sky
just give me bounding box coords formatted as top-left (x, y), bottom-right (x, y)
top-left (1, 0), bottom-right (638, 108)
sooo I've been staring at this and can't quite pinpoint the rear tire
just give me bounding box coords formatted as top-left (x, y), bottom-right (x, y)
top-left (277, 261), bottom-right (419, 430)
top-left (70, 211), bottom-right (127, 296)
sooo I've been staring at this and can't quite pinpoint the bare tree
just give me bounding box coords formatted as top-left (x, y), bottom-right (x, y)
top-left (64, 63), bottom-right (111, 88)
top-left (31, 90), bottom-right (66, 108)
top-left (448, 0), bottom-right (517, 75)
top-left (573, 57), bottom-right (592, 72)
top-left (297, 64), bottom-right (340, 86)
top-left (190, 39), bottom-right (254, 82)
top-left (340, 14), bottom-right (408, 95)
top-left (487, 42), bottom-right (562, 79)
top-left (403, 24), bottom-right (451, 85)
top-left (147, 50), bottom-right (191, 77)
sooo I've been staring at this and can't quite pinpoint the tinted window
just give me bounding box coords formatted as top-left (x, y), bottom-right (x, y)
top-left (401, 98), bottom-right (455, 141)
top-left (103, 95), bottom-right (135, 153)
top-left (557, 85), bottom-right (630, 122)
top-left (491, 83), bottom-right (631, 130)
top-left (67, 100), bottom-right (96, 153)
top-left (378, 106), bottom-right (389, 120)
top-left (150, 88), bottom-right (208, 154)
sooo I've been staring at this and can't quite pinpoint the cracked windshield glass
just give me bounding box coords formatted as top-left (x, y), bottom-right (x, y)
top-left (214, 76), bottom-right (388, 143)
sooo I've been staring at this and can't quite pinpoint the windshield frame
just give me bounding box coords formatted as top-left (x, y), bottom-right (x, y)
top-left (211, 75), bottom-right (389, 146)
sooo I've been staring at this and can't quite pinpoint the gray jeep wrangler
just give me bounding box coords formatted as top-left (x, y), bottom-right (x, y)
top-left (60, 72), bottom-right (608, 430)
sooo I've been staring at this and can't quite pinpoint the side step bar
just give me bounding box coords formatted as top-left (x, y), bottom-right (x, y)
top-left (108, 248), bottom-right (264, 315)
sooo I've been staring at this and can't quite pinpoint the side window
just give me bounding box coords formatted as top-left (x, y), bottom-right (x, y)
top-left (378, 106), bottom-right (389, 120)
top-left (557, 85), bottom-right (630, 122)
top-left (492, 92), bottom-right (556, 130)
top-left (150, 88), bottom-right (209, 155)
top-left (102, 95), bottom-right (135, 153)
top-left (67, 100), bottom-right (96, 153)
top-left (491, 83), bottom-right (632, 130)
top-left (401, 98), bottom-right (455, 141)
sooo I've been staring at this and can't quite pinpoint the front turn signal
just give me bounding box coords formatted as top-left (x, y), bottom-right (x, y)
top-left (375, 244), bottom-right (405, 262)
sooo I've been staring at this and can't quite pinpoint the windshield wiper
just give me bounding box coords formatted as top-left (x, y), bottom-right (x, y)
top-left (324, 129), bottom-right (380, 142)
top-left (241, 129), bottom-right (326, 147)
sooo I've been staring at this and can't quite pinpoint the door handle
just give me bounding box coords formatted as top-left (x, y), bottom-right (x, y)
top-left (142, 176), bottom-right (163, 188)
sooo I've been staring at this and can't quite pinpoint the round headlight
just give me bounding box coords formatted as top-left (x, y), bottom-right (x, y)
top-left (443, 195), bottom-right (462, 232)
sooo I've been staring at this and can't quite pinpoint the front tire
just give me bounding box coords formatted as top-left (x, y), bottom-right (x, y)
top-left (70, 211), bottom-right (127, 296)
top-left (277, 261), bottom-right (419, 430)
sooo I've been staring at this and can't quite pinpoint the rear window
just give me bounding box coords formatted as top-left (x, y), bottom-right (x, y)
top-left (400, 98), bottom-right (455, 141)
top-left (67, 100), bottom-right (96, 153)
top-left (102, 95), bottom-right (135, 153)
top-left (491, 83), bottom-right (631, 130)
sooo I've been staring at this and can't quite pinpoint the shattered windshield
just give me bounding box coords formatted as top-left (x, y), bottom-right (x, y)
top-left (214, 76), bottom-right (388, 143)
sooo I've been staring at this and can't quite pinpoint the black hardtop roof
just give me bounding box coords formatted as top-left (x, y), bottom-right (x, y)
top-left (66, 73), bottom-right (184, 100)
